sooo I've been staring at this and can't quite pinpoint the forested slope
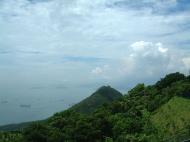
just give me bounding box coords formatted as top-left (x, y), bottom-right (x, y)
top-left (70, 86), bottom-right (122, 113)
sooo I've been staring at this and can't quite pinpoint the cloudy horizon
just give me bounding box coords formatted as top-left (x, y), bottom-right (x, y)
top-left (0, 0), bottom-right (190, 125)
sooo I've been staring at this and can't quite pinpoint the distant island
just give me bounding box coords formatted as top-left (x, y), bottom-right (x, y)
top-left (19, 104), bottom-right (31, 108)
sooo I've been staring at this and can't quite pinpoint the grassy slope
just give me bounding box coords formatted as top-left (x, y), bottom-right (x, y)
top-left (151, 96), bottom-right (190, 140)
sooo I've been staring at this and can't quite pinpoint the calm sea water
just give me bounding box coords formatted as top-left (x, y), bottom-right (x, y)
top-left (0, 87), bottom-right (92, 125)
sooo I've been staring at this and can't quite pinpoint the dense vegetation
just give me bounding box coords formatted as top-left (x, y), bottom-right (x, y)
top-left (0, 72), bottom-right (190, 142)
top-left (0, 131), bottom-right (23, 142)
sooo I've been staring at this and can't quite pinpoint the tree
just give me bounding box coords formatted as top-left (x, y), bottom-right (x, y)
top-left (128, 84), bottom-right (145, 97)
top-left (23, 123), bottom-right (50, 142)
top-left (155, 72), bottom-right (185, 89)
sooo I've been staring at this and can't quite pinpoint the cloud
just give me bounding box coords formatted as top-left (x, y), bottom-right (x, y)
top-left (111, 0), bottom-right (190, 15)
top-left (158, 46), bottom-right (168, 53)
top-left (91, 67), bottom-right (103, 75)
top-left (0, 0), bottom-right (189, 91)
top-left (63, 56), bottom-right (107, 63)
top-left (117, 41), bottom-right (189, 82)
top-left (182, 57), bottom-right (190, 69)
top-left (91, 65), bottom-right (109, 75)
top-left (91, 65), bottom-right (112, 82)
top-left (131, 41), bottom-right (153, 52)
top-left (130, 41), bottom-right (168, 55)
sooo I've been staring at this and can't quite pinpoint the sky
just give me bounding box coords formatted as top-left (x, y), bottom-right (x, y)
top-left (0, 0), bottom-right (190, 124)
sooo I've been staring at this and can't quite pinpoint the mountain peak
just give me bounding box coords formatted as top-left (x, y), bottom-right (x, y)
top-left (93, 85), bottom-right (122, 101)
top-left (70, 86), bottom-right (122, 114)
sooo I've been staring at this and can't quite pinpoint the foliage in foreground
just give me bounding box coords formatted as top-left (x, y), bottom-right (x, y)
top-left (0, 131), bottom-right (23, 142)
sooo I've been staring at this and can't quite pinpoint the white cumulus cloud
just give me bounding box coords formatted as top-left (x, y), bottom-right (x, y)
top-left (182, 57), bottom-right (190, 69)
top-left (91, 67), bottom-right (103, 75)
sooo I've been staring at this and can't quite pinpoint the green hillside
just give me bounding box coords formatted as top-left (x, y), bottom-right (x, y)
top-left (70, 86), bottom-right (123, 113)
top-left (152, 96), bottom-right (190, 141)
top-left (0, 72), bottom-right (190, 142)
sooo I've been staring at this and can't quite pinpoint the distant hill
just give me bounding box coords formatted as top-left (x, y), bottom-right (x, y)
top-left (70, 86), bottom-right (123, 113)
top-left (0, 120), bottom-right (46, 132)
top-left (0, 122), bottom-right (34, 131)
